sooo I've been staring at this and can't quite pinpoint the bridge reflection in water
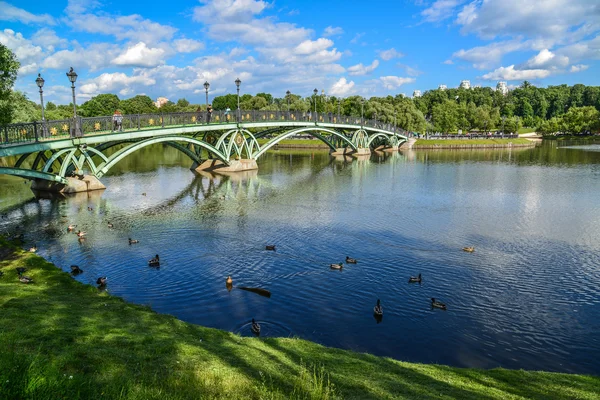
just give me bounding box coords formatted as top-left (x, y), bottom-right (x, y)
top-left (0, 110), bottom-right (409, 193)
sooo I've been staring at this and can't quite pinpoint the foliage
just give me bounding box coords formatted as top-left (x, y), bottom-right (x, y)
top-left (118, 95), bottom-right (157, 114)
top-left (0, 43), bottom-right (20, 125)
top-left (81, 93), bottom-right (121, 117)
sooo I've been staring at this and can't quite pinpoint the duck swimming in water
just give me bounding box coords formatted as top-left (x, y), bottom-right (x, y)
top-left (96, 277), bottom-right (107, 286)
top-left (431, 298), bottom-right (447, 310)
top-left (226, 276), bottom-right (233, 285)
top-left (408, 273), bottom-right (422, 283)
top-left (128, 238), bottom-right (139, 245)
top-left (251, 318), bottom-right (261, 335)
top-left (148, 254), bottom-right (160, 267)
top-left (330, 263), bottom-right (343, 270)
top-left (345, 256), bottom-right (357, 264)
top-left (373, 299), bottom-right (383, 316)
top-left (71, 265), bottom-right (83, 274)
top-left (76, 230), bottom-right (86, 238)
top-left (107, 222), bottom-right (114, 228)
top-left (462, 247), bottom-right (475, 253)
top-left (265, 245), bottom-right (276, 251)
top-left (29, 244), bottom-right (37, 253)
top-left (67, 224), bottom-right (77, 231)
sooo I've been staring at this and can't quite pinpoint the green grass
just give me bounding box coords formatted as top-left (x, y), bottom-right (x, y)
top-left (517, 127), bottom-right (537, 134)
top-left (414, 138), bottom-right (533, 146)
top-left (1, 238), bottom-right (598, 399)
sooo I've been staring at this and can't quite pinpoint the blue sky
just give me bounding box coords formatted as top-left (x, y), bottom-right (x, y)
top-left (1, 0), bottom-right (598, 104)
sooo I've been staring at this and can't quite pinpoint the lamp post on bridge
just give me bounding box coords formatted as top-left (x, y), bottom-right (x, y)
top-left (35, 73), bottom-right (48, 140)
top-left (360, 97), bottom-right (364, 129)
top-left (203, 80), bottom-right (210, 114)
top-left (66, 67), bottom-right (82, 138)
top-left (313, 88), bottom-right (318, 124)
top-left (286, 90), bottom-right (291, 118)
top-left (235, 78), bottom-right (241, 122)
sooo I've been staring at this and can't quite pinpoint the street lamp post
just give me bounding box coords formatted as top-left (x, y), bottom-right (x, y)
top-left (337, 98), bottom-right (341, 122)
top-left (360, 97), bottom-right (365, 129)
top-left (203, 80), bottom-right (210, 111)
top-left (66, 67), bottom-right (82, 137)
top-left (286, 90), bottom-right (291, 117)
top-left (235, 78), bottom-right (241, 122)
top-left (313, 88), bottom-right (318, 124)
top-left (35, 73), bottom-right (47, 140)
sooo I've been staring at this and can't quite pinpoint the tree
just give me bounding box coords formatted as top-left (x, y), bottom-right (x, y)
top-left (81, 94), bottom-right (120, 117)
top-left (0, 43), bottom-right (20, 125)
top-left (561, 106), bottom-right (600, 134)
top-left (9, 91), bottom-right (39, 123)
top-left (119, 95), bottom-right (157, 114)
top-left (432, 100), bottom-right (458, 133)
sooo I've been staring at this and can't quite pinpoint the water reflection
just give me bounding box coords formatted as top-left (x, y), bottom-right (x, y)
top-left (1, 141), bottom-right (599, 374)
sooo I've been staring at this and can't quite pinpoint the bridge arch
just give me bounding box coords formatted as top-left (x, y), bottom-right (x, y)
top-left (253, 127), bottom-right (357, 159)
top-left (0, 167), bottom-right (68, 184)
top-left (95, 136), bottom-right (228, 178)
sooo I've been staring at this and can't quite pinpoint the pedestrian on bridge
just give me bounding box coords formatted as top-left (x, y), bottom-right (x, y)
top-left (112, 110), bottom-right (123, 131)
top-left (207, 104), bottom-right (213, 124)
top-left (225, 107), bottom-right (231, 121)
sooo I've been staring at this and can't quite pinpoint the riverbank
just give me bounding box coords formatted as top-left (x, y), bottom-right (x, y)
top-left (413, 138), bottom-right (535, 149)
top-left (1, 238), bottom-right (598, 399)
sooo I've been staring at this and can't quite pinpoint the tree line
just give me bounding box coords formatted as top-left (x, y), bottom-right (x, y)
top-left (1, 43), bottom-right (598, 135)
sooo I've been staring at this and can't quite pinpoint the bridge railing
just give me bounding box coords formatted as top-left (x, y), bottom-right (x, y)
top-left (1, 110), bottom-right (407, 146)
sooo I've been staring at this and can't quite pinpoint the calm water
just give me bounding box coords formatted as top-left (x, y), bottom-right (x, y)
top-left (1, 141), bottom-right (600, 375)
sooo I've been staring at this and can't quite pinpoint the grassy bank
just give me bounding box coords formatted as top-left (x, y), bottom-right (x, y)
top-left (414, 139), bottom-right (534, 149)
top-left (1, 238), bottom-right (598, 400)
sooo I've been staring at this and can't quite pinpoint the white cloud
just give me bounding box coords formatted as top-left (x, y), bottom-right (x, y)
top-left (112, 42), bottom-right (166, 68)
top-left (79, 72), bottom-right (156, 97)
top-left (443, 59), bottom-right (454, 64)
top-left (350, 33), bottom-right (365, 44)
top-left (456, 0), bottom-right (600, 44)
top-left (380, 76), bottom-right (415, 89)
top-left (193, 0), bottom-right (268, 23)
top-left (31, 29), bottom-right (68, 52)
top-left (173, 39), bottom-right (204, 53)
top-left (295, 38), bottom-right (334, 54)
top-left (481, 65), bottom-right (552, 81)
top-left (570, 64), bottom-right (589, 72)
top-left (0, 29), bottom-right (43, 65)
top-left (397, 63), bottom-right (423, 76)
top-left (422, 0), bottom-right (464, 22)
top-left (521, 49), bottom-right (569, 69)
top-left (323, 26), bottom-right (344, 37)
top-left (348, 60), bottom-right (379, 76)
top-left (0, 2), bottom-right (55, 25)
top-left (42, 43), bottom-right (120, 71)
top-left (453, 40), bottom-right (531, 69)
top-left (329, 78), bottom-right (355, 96)
top-left (18, 63), bottom-right (38, 76)
top-left (556, 35), bottom-right (600, 62)
top-left (378, 48), bottom-right (404, 61)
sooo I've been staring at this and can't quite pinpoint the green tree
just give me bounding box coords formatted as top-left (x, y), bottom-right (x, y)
top-left (561, 106), bottom-right (600, 134)
top-left (432, 100), bottom-right (458, 133)
top-left (0, 43), bottom-right (20, 125)
top-left (119, 95), bottom-right (157, 114)
top-left (81, 94), bottom-right (121, 117)
top-left (9, 91), bottom-right (40, 123)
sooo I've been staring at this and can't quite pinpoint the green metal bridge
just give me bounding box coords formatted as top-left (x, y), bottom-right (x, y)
top-left (0, 110), bottom-right (408, 190)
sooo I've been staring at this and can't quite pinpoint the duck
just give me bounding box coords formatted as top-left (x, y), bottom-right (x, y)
top-left (29, 244), bottom-right (37, 253)
top-left (16, 267), bottom-right (27, 274)
top-left (70, 265), bottom-right (83, 274)
top-left (431, 298), bottom-right (447, 310)
top-left (128, 238), bottom-right (139, 245)
top-left (107, 222), bottom-right (114, 228)
top-left (373, 299), bottom-right (383, 316)
top-left (87, 207), bottom-right (93, 211)
top-left (251, 318), bottom-right (261, 335)
top-left (67, 224), bottom-right (77, 231)
top-left (226, 275), bottom-right (233, 285)
top-left (96, 277), bottom-right (107, 286)
top-left (345, 256), bottom-right (357, 264)
top-left (265, 245), bottom-right (276, 251)
top-left (462, 247), bottom-right (475, 253)
top-left (330, 263), bottom-right (343, 270)
top-left (408, 273), bottom-right (422, 283)
top-left (142, 193), bottom-right (147, 196)
top-left (76, 230), bottom-right (86, 238)
top-left (0, 271), bottom-right (4, 278)
top-left (148, 254), bottom-right (160, 267)
top-left (19, 274), bottom-right (33, 284)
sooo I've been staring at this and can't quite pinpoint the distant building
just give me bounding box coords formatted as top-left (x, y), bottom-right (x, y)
top-left (438, 84), bottom-right (447, 91)
top-left (459, 80), bottom-right (471, 89)
top-left (474, 84), bottom-right (481, 89)
top-left (412, 90), bottom-right (422, 98)
top-left (496, 81), bottom-right (508, 95)
top-left (155, 97), bottom-right (169, 108)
